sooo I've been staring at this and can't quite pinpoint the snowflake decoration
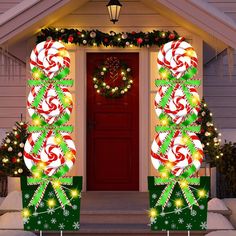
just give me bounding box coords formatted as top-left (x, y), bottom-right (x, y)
top-left (48, 191), bottom-right (55, 197)
top-left (175, 191), bottom-right (182, 197)
top-left (33, 212), bottom-right (38, 217)
top-left (51, 218), bottom-right (57, 224)
top-left (47, 208), bottom-right (55, 215)
top-left (44, 223), bottom-right (49, 229)
top-left (171, 223), bottom-right (176, 229)
top-left (73, 221), bottom-right (80, 230)
top-left (63, 210), bottom-right (70, 216)
top-left (39, 202), bottom-right (45, 208)
top-left (178, 218), bottom-right (184, 224)
top-left (186, 223), bottom-right (192, 230)
top-left (59, 223), bottom-right (65, 230)
top-left (72, 204), bottom-right (78, 210)
top-left (200, 221), bottom-right (207, 230)
top-left (152, 193), bottom-right (157, 199)
top-left (167, 202), bottom-right (172, 208)
top-left (23, 218), bottom-right (29, 224)
top-left (199, 205), bottom-right (205, 210)
top-left (174, 208), bottom-right (182, 215)
top-left (24, 194), bottom-right (30, 199)
top-left (160, 212), bottom-right (165, 217)
top-left (191, 210), bottom-right (197, 216)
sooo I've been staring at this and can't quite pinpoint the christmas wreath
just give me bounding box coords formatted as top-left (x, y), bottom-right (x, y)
top-left (92, 57), bottom-right (133, 98)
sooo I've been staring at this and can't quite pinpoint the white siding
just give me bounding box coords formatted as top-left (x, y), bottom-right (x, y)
top-left (204, 49), bottom-right (236, 141)
top-left (0, 49), bottom-right (26, 132)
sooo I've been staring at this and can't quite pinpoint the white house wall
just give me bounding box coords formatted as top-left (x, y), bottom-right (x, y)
top-left (204, 49), bottom-right (236, 142)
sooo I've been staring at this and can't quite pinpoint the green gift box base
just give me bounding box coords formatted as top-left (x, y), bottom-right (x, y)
top-left (21, 176), bottom-right (82, 231)
top-left (148, 176), bottom-right (210, 231)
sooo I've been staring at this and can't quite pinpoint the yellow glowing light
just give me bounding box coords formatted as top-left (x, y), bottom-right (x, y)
top-left (179, 180), bottom-right (188, 188)
top-left (33, 171), bottom-right (41, 178)
top-left (149, 208), bottom-right (158, 218)
top-left (160, 71), bottom-right (169, 79)
top-left (198, 190), bottom-right (206, 198)
top-left (160, 171), bottom-right (168, 178)
top-left (38, 161), bottom-right (46, 170)
top-left (103, 67), bottom-right (107, 71)
top-left (216, 156), bottom-right (220, 159)
top-left (193, 151), bottom-right (202, 161)
top-left (14, 141), bottom-right (17, 145)
top-left (71, 189), bottom-right (79, 198)
top-left (166, 162), bottom-right (173, 169)
top-left (54, 136), bottom-right (62, 145)
top-left (191, 95), bottom-right (199, 104)
top-left (160, 118), bottom-right (169, 126)
top-left (17, 158), bottom-right (20, 163)
top-left (93, 43), bottom-right (97, 46)
top-left (97, 90), bottom-right (100, 93)
top-left (59, 50), bottom-right (68, 57)
top-left (14, 171), bottom-right (18, 175)
top-left (65, 151), bottom-right (74, 160)
top-left (130, 44), bottom-right (133, 48)
top-left (22, 208), bottom-right (31, 218)
top-left (33, 118), bottom-right (41, 126)
top-left (4, 143), bottom-right (7, 147)
top-left (186, 49), bottom-right (196, 57)
top-left (52, 180), bottom-right (61, 188)
top-left (32, 71), bottom-right (42, 79)
top-left (175, 199), bottom-right (183, 208)
top-left (47, 199), bottom-right (56, 208)
top-left (64, 95), bottom-right (72, 104)
top-left (181, 136), bottom-right (189, 145)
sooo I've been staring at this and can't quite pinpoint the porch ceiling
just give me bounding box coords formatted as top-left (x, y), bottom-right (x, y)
top-left (0, 0), bottom-right (89, 46)
top-left (142, 0), bottom-right (235, 50)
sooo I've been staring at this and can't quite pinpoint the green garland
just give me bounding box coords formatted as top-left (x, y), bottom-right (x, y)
top-left (37, 28), bottom-right (180, 47)
top-left (93, 60), bottom-right (133, 98)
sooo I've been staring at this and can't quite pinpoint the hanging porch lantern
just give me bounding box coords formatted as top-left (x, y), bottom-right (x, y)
top-left (107, 0), bottom-right (122, 24)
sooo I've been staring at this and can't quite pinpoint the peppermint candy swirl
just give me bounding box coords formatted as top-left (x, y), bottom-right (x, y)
top-left (24, 131), bottom-right (76, 176)
top-left (27, 85), bottom-right (73, 124)
top-left (151, 130), bottom-right (203, 176)
top-left (30, 40), bottom-right (70, 78)
top-left (155, 85), bottom-right (200, 124)
top-left (157, 37), bottom-right (198, 78)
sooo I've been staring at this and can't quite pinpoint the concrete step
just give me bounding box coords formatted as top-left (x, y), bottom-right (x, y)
top-left (80, 210), bottom-right (148, 224)
top-left (34, 224), bottom-right (209, 236)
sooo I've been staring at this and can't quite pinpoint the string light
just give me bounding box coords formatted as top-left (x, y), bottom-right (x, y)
top-left (160, 171), bottom-right (168, 178)
top-left (54, 136), bottom-right (63, 145)
top-left (160, 71), bottom-right (169, 79)
top-left (179, 180), bottom-right (188, 188)
top-left (65, 151), bottom-right (74, 160)
top-left (198, 190), bottom-right (206, 198)
top-left (193, 151), bottom-right (202, 161)
top-left (181, 136), bottom-right (189, 145)
top-left (33, 171), bottom-right (41, 178)
top-left (33, 118), bottom-right (41, 126)
top-left (70, 189), bottom-right (79, 198)
top-left (52, 180), bottom-right (61, 188)
top-left (166, 162), bottom-right (173, 169)
top-left (32, 71), bottom-right (42, 79)
top-left (175, 199), bottom-right (183, 208)
top-left (38, 161), bottom-right (46, 170)
top-left (191, 95), bottom-right (199, 105)
top-left (160, 118), bottom-right (169, 126)
top-left (64, 95), bottom-right (72, 105)
top-left (47, 198), bottom-right (56, 208)
top-left (22, 208), bottom-right (31, 218)
top-left (149, 208), bottom-right (158, 218)
top-left (59, 50), bottom-right (68, 57)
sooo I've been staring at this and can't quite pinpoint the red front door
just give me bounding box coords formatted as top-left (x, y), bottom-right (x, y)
top-left (87, 53), bottom-right (139, 190)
